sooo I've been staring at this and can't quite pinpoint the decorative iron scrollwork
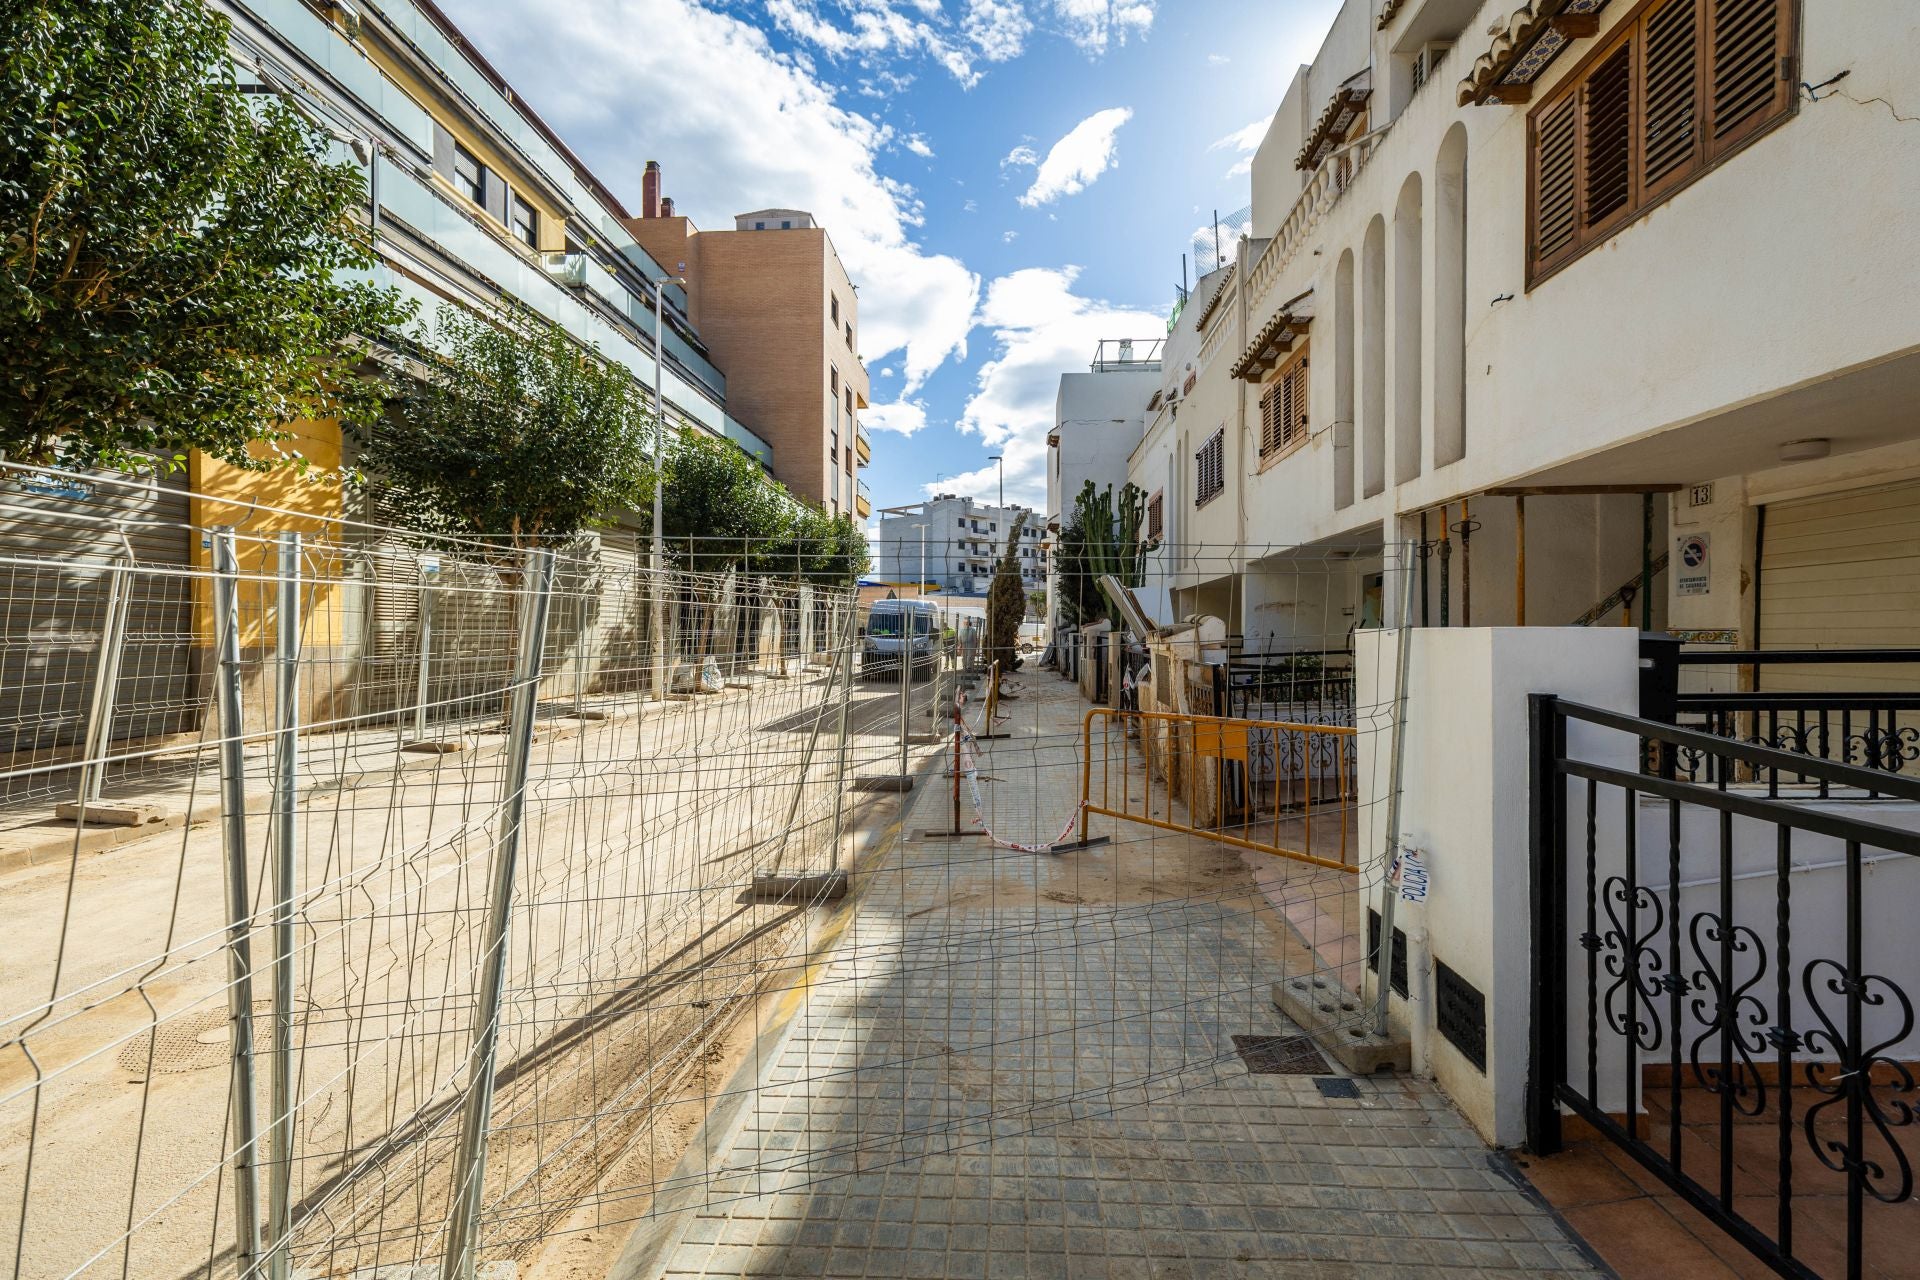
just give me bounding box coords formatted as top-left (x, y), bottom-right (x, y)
top-left (1601, 875), bottom-right (1666, 1052)
top-left (1686, 912), bottom-right (1770, 1116)
top-left (1846, 725), bottom-right (1920, 774)
top-left (1801, 958), bottom-right (1918, 1206)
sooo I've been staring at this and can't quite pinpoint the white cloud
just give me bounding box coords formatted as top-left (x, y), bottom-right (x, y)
top-left (1001, 142), bottom-right (1040, 170)
top-left (1049, 0), bottom-right (1155, 54)
top-left (941, 265), bottom-right (1163, 508)
top-left (1208, 52), bottom-right (1229, 65)
top-left (1209, 113), bottom-right (1272, 179)
top-left (455, 0), bottom-right (978, 394)
top-left (904, 132), bottom-right (935, 157)
top-left (863, 399), bottom-right (929, 435)
top-left (765, 0), bottom-right (1054, 89)
top-left (1010, 107), bottom-right (1133, 208)
top-left (1002, 229), bottom-right (1019, 242)
top-left (964, 0), bottom-right (1033, 60)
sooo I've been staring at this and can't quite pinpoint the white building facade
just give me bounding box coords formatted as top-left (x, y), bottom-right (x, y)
top-left (876, 496), bottom-right (1048, 597)
top-left (1126, 0), bottom-right (1920, 663)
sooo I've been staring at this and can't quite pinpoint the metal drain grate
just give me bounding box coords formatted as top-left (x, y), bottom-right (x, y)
top-left (1231, 1033), bottom-right (1329, 1075)
top-left (117, 1000), bottom-right (283, 1076)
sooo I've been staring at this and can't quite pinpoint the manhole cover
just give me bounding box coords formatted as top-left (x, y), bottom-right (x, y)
top-left (117, 1000), bottom-right (293, 1076)
top-left (1231, 1034), bottom-right (1328, 1075)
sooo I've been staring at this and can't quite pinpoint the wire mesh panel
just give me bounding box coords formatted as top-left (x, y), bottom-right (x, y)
top-left (3, 498), bottom-right (1422, 1278)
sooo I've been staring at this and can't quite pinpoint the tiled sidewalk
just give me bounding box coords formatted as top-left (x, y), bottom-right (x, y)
top-left (620, 676), bottom-right (1608, 1279)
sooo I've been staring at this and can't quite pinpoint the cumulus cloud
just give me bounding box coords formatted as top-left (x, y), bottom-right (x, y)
top-left (766, 0), bottom-right (1059, 88)
top-left (903, 133), bottom-right (935, 157)
top-left (1209, 113), bottom-right (1272, 179)
top-left (862, 399), bottom-right (929, 435)
top-left (940, 266), bottom-right (1163, 508)
top-left (1008, 107), bottom-right (1133, 208)
top-left (455, 0), bottom-right (978, 396)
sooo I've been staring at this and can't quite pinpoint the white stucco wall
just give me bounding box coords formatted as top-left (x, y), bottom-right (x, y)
top-left (1356, 626), bottom-right (1640, 1146)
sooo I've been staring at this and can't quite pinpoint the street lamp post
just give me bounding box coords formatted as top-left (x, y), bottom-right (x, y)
top-left (650, 272), bottom-right (683, 702)
top-left (986, 455), bottom-right (1004, 508)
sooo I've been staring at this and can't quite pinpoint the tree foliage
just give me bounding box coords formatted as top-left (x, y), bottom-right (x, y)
top-left (353, 304), bottom-right (653, 545)
top-left (645, 426), bottom-right (869, 583)
top-left (1, 0), bottom-right (411, 470)
top-left (985, 511), bottom-right (1028, 681)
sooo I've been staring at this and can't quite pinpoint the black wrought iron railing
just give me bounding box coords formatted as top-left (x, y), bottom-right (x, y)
top-left (1641, 642), bottom-right (1920, 793)
top-left (1219, 649), bottom-right (1355, 725)
top-left (1529, 696), bottom-right (1919, 1280)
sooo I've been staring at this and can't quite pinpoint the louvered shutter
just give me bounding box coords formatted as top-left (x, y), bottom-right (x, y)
top-left (1641, 0), bottom-right (1700, 198)
top-left (1707, 0), bottom-right (1789, 153)
top-left (1259, 382), bottom-right (1280, 457)
top-left (1284, 356), bottom-right (1310, 450)
top-left (1581, 43), bottom-right (1635, 234)
top-left (1531, 94), bottom-right (1580, 274)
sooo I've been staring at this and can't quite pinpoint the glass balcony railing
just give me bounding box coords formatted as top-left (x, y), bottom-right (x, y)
top-left (368, 0), bottom-right (689, 311)
top-left (854, 423), bottom-right (872, 463)
top-left (372, 157), bottom-right (770, 457)
top-left (241, 0), bottom-right (435, 154)
top-left (857, 479), bottom-right (872, 504)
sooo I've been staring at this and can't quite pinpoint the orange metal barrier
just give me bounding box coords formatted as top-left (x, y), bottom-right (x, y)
top-left (1080, 707), bottom-right (1357, 872)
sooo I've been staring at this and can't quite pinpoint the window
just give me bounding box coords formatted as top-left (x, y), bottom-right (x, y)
top-left (831, 294), bottom-right (840, 324)
top-left (1527, 0), bottom-right (1795, 283)
top-left (781, 220), bottom-right (793, 229)
top-left (1195, 428), bottom-right (1226, 506)
top-left (845, 446), bottom-right (853, 473)
top-left (755, 221), bottom-right (767, 230)
top-left (1146, 490), bottom-right (1164, 540)
top-left (845, 388), bottom-right (853, 416)
top-left (510, 194), bottom-right (539, 249)
top-left (451, 143), bottom-right (485, 205)
top-left (830, 367), bottom-right (839, 395)
top-left (845, 321), bottom-right (854, 348)
top-left (1259, 346), bottom-right (1311, 461)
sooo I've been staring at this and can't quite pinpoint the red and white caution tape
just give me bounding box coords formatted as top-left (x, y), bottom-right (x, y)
top-left (942, 708), bottom-right (1083, 854)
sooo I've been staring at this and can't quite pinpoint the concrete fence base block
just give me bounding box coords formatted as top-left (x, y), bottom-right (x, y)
top-left (53, 800), bottom-right (170, 828)
top-left (851, 775), bottom-right (915, 792)
top-left (1273, 978), bottom-right (1411, 1075)
top-left (399, 739), bottom-right (468, 755)
top-left (747, 870), bottom-right (849, 904)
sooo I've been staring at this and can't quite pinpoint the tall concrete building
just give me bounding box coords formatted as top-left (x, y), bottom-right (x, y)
top-left (625, 177), bottom-right (871, 519)
top-left (875, 496), bottom-right (1047, 597)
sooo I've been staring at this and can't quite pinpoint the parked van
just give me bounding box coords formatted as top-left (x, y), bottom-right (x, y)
top-left (862, 599), bottom-right (941, 682)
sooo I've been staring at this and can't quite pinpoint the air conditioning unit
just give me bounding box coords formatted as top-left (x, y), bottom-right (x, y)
top-left (1411, 41), bottom-right (1452, 93)
top-left (541, 253), bottom-right (588, 288)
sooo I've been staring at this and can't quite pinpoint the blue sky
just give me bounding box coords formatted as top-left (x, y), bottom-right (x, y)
top-left (454, 0), bottom-right (1341, 521)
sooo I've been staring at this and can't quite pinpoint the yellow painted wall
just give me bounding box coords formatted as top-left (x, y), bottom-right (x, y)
top-left (189, 417), bottom-right (351, 649)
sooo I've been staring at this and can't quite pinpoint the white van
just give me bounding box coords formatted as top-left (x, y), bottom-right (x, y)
top-left (861, 599), bottom-right (941, 682)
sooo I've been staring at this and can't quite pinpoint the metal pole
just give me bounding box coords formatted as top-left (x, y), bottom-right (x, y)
top-left (77, 554), bottom-right (132, 804)
top-left (413, 565), bottom-right (435, 740)
top-left (828, 602), bottom-right (855, 873)
top-left (267, 532), bottom-right (302, 1280)
top-left (441, 547), bottom-right (554, 1280)
top-left (1641, 491), bottom-right (1654, 632)
top-left (1438, 504), bottom-right (1452, 627)
top-left (210, 528), bottom-right (264, 1277)
top-left (896, 602), bottom-right (912, 781)
top-left (1460, 497), bottom-right (1474, 627)
top-left (651, 279), bottom-right (668, 702)
top-left (1515, 496), bottom-right (1527, 627)
top-left (1374, 538), bottom-right (1419, 1037)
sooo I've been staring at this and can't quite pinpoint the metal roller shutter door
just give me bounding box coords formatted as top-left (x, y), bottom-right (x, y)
top-left (1759, 479), bottom-right (1920, 693)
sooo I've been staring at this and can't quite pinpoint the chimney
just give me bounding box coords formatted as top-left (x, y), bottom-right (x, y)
top-left (641, 160), bottom-right (661, 218)
top-left (660, 196), bottom-right (675, 218)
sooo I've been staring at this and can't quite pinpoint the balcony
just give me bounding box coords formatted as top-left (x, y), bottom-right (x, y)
top-left (854, 423), bottom-right (872, 465)
top-left (1244, 125), bottom-right (1389, 318)
top-left (855, 480), bottom-right (872, 518)
top-left (1090, 338), bottom-right (1165, 372)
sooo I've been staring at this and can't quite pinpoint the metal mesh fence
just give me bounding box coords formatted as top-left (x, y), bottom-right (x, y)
top-left (2, 488), bottom-right (1417, 1279)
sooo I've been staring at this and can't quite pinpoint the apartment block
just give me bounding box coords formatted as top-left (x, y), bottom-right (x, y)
top-left (876, 497), bottom-right (1047, 597)
top-left (625, 182), bottom-right (872, 519)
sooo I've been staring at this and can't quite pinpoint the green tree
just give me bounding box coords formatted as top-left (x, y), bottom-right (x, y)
top-left (1, 0), bottom-right (410, 470)
top-left (353, 304), bottom-right (653, 545)
top-left (985, 511), bottom-right (1028, 685)
top-left (645, 426), bottom-right (790, 574)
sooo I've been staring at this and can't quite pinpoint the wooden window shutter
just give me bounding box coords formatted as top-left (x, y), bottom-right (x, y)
top-left (1640, 0), bottom-right (1700, 196)
top-left (1259, 382), bottom-right (1281, 456)
top-left (1282, 355), bottom-right (1309, 450)
top-left (1707, 0), bottom-right (1790, 153)
top-left (1580, 42), bottom-right (1635, 233)
top-left (1531, 94), bottom-right (1580, 273)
